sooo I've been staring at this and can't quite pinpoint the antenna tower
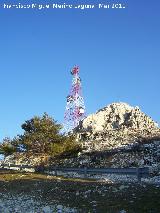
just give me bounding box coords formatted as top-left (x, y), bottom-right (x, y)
top-left (63, 66), bottom-right (86, 133)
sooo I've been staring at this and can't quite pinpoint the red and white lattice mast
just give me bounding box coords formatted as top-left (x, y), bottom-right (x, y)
top-left (63, 66), bottom-right (86, 133)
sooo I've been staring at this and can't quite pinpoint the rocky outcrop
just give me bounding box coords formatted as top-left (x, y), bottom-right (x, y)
top-left (75, 102), bottom-right (160, 151)
top-left (77, 103), bottom-right (157, 131)
top-left (54, 102), bottom-right (159, 174)
top-left (2, 153), bottom-right (50, 167)
top-left (47, 140), bottom-right (160, 175)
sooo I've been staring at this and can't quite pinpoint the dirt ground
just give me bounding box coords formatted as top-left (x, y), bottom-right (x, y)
top-left (0, 169), bottom-right (160, 213)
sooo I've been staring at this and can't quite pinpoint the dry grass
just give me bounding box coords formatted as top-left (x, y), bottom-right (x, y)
top-left (0, 169), bottom-right (97, 182)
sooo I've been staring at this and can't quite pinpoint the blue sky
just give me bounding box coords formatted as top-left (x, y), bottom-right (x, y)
top-left (0, 0), bottom-right (160, 141)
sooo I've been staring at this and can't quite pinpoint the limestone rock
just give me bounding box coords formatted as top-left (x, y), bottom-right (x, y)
top-left (75, 102), bottom-right (160, 151)
top-left (77, 102), bottom-right (158, 132)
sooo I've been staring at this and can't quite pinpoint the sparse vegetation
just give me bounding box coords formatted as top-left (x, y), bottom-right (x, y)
top-left (0, 169), bottom-right (160, 213)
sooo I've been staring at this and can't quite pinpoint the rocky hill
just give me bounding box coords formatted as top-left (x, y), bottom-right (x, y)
top-left (78, 102), bottom-right (158, 131)
top-left (2, 102), bottom-right (160, 176)
top-left (75, 102), bottom-right (160, 151)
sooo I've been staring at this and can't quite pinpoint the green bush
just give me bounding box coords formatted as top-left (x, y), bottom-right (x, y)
top-left (50, 135), bottom-right (82, 157)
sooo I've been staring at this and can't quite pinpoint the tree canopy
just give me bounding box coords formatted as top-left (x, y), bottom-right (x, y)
top-left (19, 113), bottom-right (63, 153)
top-left (1, 113), bottom-right (80, 157)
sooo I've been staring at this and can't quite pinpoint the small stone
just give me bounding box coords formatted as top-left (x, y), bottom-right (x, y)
top-left (76, 191), bottom-right (79, 196)
top-left (42, 206), bottom-right (51, 213)
top-left (119, 210), bottom-right (127, 213)
top-left (57, 205), bottom-right (63, 210)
